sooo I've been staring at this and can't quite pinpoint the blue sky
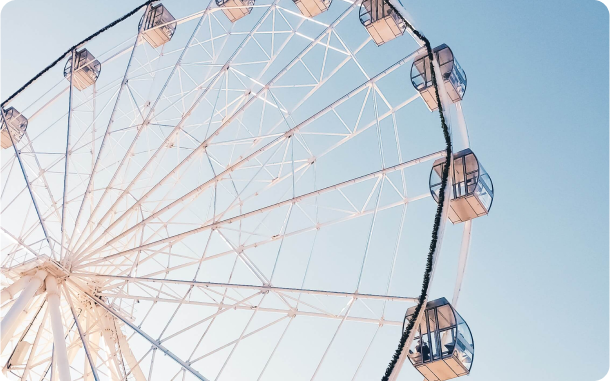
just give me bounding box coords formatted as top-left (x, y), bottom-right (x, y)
top-left (1, 0), bottom-right (608, 380)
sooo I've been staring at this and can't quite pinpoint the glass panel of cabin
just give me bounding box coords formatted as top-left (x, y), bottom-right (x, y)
top-left (420, 330), bottom-right (432, 363)
top-left (408, 327), bottom-right (423, 365)
top-left (450, 59), bottom-right (467, 99)
top-left (435, 46), bottom-right (454, 79)
top-left (426, 309), bottom-right (441, 361)
top-left (440, 327), bottom-right (456, 358)
top-left (453, 155), bottom-right (465, 198)
top-left (436, 304), bottom-right (455, 329)
top-left (455, 312), bottom-right (474, 371)
top-left (411, 54), bottom-right (432, 91)
top-left (475, 165), bottom-right (493, 211)
top-left (464, 153), bottom-right (479, 194)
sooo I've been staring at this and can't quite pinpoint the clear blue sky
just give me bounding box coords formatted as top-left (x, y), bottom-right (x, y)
top-left (1, 0), bottom-right (608, 380)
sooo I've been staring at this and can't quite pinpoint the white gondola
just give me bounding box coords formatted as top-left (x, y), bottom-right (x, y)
top-left (63, 49), bottom-right (101, 91)
top-left (0, 107), bottom-right (28, 149)
top-left (140, 3), bottom-right (177, 48)
top-left (294, 0), bottom-right (331, 17)
top-left (411, 44), bottom-right (467, 111)
top-left (407, 297), bottom-right (474, 381)
top-left (359, 0), bottom-right (406, 46)
top-left (217, 0), bottom-right (255, 22)
top-left (430, 149), bottom-right (494, 224)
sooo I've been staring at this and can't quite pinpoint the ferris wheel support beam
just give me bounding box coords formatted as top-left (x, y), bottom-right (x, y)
top-left (1, 108), bottom-right (56, 258)
top-left (0, 275), bottom-right (32, 303)
top-left (93, 308), bottom-right (125, 381)
top-left (80, 290), bottom-right (211, 381)
top-left (1, 270), bottom-right (46, 351)
top-left (115, 323), bottom-right (147, 381)
top-left (82, 311), bottom-right (101, 381)
top-left (46, 276), bottom-right (72, 381)
top-left (62, 285), bottom-right (101, 381)
top-left (2, 298), bottom-right (45, 375)
top-left (20, 304), bottom-right (49, 381)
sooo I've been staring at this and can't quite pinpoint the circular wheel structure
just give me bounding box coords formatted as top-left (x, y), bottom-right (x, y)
top-left (0, 0), bottom-right (487, 380)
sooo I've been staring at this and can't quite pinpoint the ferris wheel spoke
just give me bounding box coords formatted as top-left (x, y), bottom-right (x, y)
top-left (17, 304), bottom-right (49, 381)
top-left (99, 288), bottom-right (406, 339)
top-left (60, 49), bottom-right (94, 263)
top-left (0, 227), bottom-right (41, 261)
top-left (76, 285), bottom-right (211, 381)
top-left (84, 276), bottom-right (420, 304)
top-left (67, 31), bottom-right (161, 262)
top-left (74, 10), bottom-right (277, 258)
top-left (18, 133), bottom-right (64, 224)
top-left (69, 10), bottom-right (219, 258)
top-left (1, 111), bottom-right (57, 260)
top-left (77, 71), bottom-right (417, 265)
top-left (74, 149), bottom-right (439, 273)
top-left (74, 1), bottom-right (371, 260)
top-left (75, 185), bottom-right (426, 283)
top-left (77, 194), bottom-right (418, 276)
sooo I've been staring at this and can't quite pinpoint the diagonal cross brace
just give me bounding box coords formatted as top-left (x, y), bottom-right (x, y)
top-left (78, 286), bottom-right (210, 381)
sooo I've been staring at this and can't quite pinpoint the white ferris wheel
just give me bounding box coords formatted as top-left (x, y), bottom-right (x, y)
top-left (0, 0), bottom-right (494, 380)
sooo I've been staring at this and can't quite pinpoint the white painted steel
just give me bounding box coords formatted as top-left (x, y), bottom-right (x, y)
top-left (452, 220), bottom-right (472, 306)
top-left (455, 102), bottom-right (470, 150)
top-left (1, 270), bottom-right (46, 350)
top-left (20, 305), bottom-right (48, 381)
top-left (116, 325), bottom-right (146, 381)
top-left (62, 285), bottom-right (100, 381)
top-left (45, 276), bottom-right (71, 381)
top-left (82, 289), bottom-right (210, 381)
top-left (1, 108), bottom-right (55, 258)
top-left (78, 274), bottom-right (418, 302)
top-left (0, 275), bottom-right (31, 303)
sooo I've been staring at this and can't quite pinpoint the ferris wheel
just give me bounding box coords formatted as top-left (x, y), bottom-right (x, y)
top-left (0, 0), bottom-right (494, 380)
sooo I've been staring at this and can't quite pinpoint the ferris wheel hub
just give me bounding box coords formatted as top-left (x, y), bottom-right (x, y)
top-left (6, 255), bottom-right (70, 282)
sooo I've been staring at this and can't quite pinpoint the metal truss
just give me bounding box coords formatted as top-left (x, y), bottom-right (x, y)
top-left (0, 0), bottom-right (472, 379)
